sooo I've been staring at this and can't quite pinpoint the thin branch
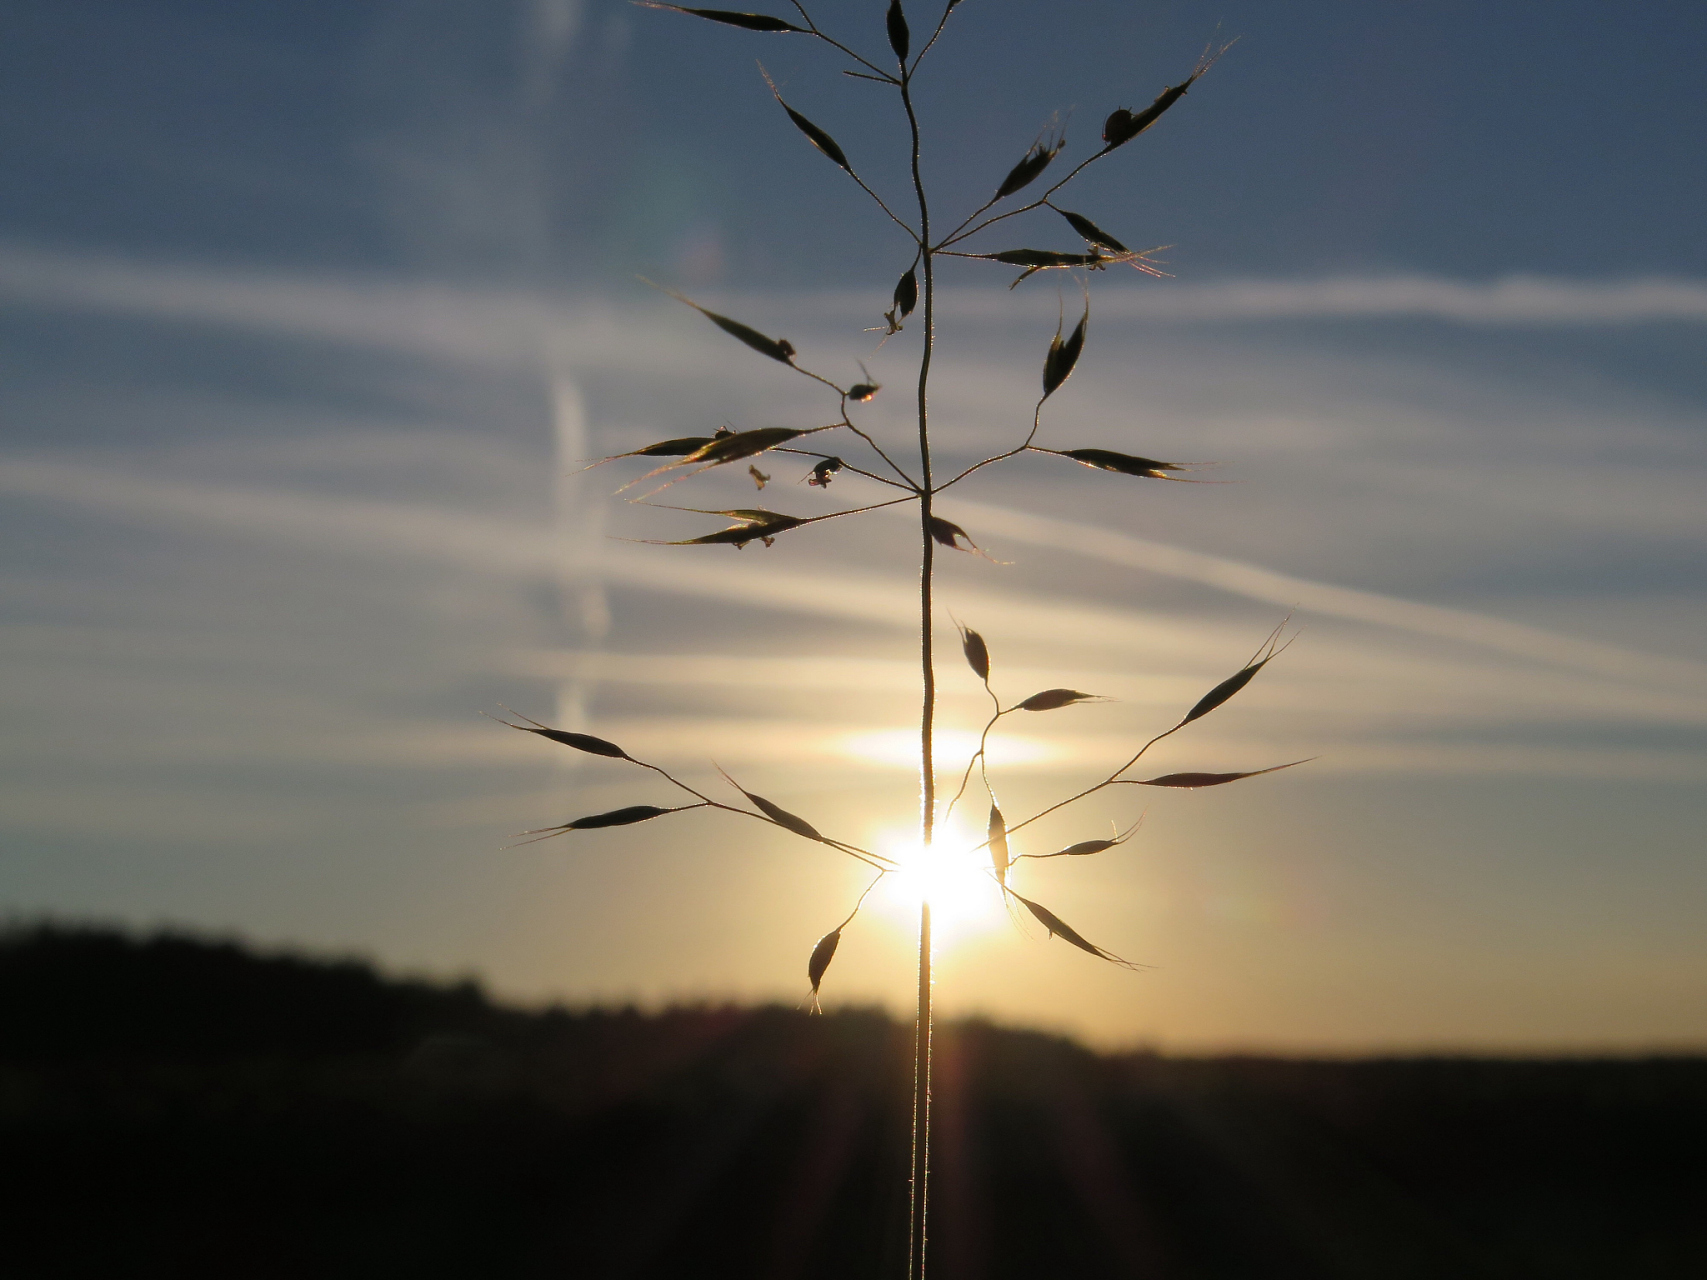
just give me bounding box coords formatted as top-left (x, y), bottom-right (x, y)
top-left (795, 494), bottom-right (918, 526)
top-left (771, 446), bottom-right (915, 491)
top-left (943, 686), bottom-right (1004, 821)
top-left (833, 405), bottom-right (924, 490)
top-left (932, 401), bottom-right (1045, 495)
top-left (935, 150), bottom-right (1109, 251)
top-left (788, 361), bottom-right (851, 397)
top-left (504, 801), bottom-right (710, 848)
top-left (835, 868), bottom-right (888, 931)
top-left (997, 721), bottom-right (1184, 843)
top-left (847, 170), bottom-right (923, 245)
top-left (787, 0), bottom-right (900, 82)
top-left (909, 0), bottom-right (958, 72)
top-left (625, 751), bottom-right (897, 869)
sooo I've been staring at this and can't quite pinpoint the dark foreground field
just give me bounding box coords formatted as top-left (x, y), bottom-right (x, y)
top-left (2, 927), bottom-right (1702, 1279)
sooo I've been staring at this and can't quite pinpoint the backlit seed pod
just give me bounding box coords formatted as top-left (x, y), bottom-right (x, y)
top-left (1179, 623), bottom-right (1291, 724)
top-left (1101, 72), bottom-right (1199, 151)
top-left (707, 310), bottom-right (796, 362)
top-left (1024, 820), bottom-right (1138, 860)
top-left (1011, 892), bottom-right (1143, 969)
top-left (808, 927), bottom-right (841, 1003)
top-left (1051, 839), bottom-right (1119, 858)
top-left (682, 427), bottom-right (806, 465)
top-left (625, 436), bottom-right (716, 458)
top-left (893, 268), bottom-right (918, 318)
top-left (1043, 306), bottom-right (1088, 397)
top-left (649, 6), bottom-right (807, 32)
top-left (885, 0), bottom-right (909, 61)
top-left (1016, 688), bottom-right (1100, 712)
top-left (777, 97), bottom-right (852, 171)
top-left (661, 516), bottom-right (805, 548)
top-left (928, 516), bottom-right (978, 553)
top-left (690, 507), bottom-right (787, 524)
top-left (742, 790), bottom-right (825, 842)
top-left (959, 625), bottom-right (990, 682)
top-left (662, 288), bottom-right (798, 363)
top-left (1132, 760), bottom-right (1309, 788)
top-left (1182, 663), bottom-right (1264, 725)
top-left (1055, 208), bottom-right (1129, 253)
top-left (516, 726), bottom-right (629, 758)
top-left (649, 508), bottom-right (805, 548)
top-left (995, 140), bottom-right (1062, 199)
top-left (988, 248), bottom-right (1099, 271)
top-left (566, 805), bottom-right (675, 829)
top-left (988, 805), bottom-right (1010, 886)
top-left (1054, 448), bottom-right (1183, 479)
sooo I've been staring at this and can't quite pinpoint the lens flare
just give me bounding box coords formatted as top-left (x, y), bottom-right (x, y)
top-left (874, 819), bottom-right (1007, 950)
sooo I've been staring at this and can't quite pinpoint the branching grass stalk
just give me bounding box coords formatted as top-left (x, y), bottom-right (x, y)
top-left (898, 48), bottom-right (937, 1280)
top-left (503, 7), bottom-right (1301, 1275)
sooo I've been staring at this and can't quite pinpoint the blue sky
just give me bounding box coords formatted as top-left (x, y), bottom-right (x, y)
top-left (2, 0), bottom-right (1704, 1051)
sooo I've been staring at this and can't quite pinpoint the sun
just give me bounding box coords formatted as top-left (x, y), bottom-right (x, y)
top-left (873, 818), bottom-right (1008, 950)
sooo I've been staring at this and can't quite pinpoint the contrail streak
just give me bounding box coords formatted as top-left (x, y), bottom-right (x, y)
top-left (944, 499), bottom-right (1707, 691)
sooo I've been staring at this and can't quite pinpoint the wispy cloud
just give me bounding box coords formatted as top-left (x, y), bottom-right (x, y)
top-left (6, 456), bottom-right (1703, 786)
top-left (980, 275), bottom-right (1707, 326)
top-left (14, 454), bottom-right (1698, 689)
top-left (6, 244), bottom-right (1706, 383)
top-left (945, 499), bottom-right (1707, 690)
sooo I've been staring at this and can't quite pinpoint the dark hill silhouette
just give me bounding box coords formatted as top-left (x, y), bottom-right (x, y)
top-left (2, 924), bottom-right (1702, 1279)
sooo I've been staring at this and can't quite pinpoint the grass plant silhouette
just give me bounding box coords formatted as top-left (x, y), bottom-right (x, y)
top-left (500, 5), bottom-right (1301, 1275)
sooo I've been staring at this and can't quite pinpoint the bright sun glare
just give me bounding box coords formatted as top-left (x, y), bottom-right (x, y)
top-left (874, 819), bottom-right (1008, 950)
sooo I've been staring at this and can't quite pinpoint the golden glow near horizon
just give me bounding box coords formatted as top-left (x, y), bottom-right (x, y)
top-left (873, 819), bottom-right (1009, 952)
top-left (842, 728), bottom-right (1057, 771)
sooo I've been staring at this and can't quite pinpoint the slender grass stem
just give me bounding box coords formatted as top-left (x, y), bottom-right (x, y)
top-left (899, 61), bottom-right (935, 1280)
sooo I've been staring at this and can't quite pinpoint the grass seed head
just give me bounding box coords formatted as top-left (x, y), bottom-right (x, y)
top-left (1053, 839), bottom-right (1117, 857)
top-left (645, 6), bottom-right (807, 33)
top-left (627, 436), bottom-right (716, 458)
top-left (1011, 891), bottom-right (1145, 969)
top-left (745, 791), bottom-right (824, 841)
top-left (763, 72), bottom-right (853, 172)
top-left (1056, 208), bottom-right (1129, 253)
top-left (1042, 304), bottom-right (1088, 397)
top-left (959, 625), bottom-right (990, 682)
top-left (995, 137), bottom-right (1064, 199)
top-left (684, 427), bottom-right (806, 465)
top-left (885, 0), bottom-right (909, 62)
top-left (1102, 77), bottom-right (1195, 151)
top-left (988, 804), bottom-right (1010, 885)
top-left (1180, 624), bottom-right (1292, 725)
top-left (1055, 448), bottom-right (1184, 480)
top-left (651, 509), bottom-right (805, 547)
top-left (883, 266), bottom-right (919, 332)
top-left (566, 804), bottom-right (675, 830)
top-left (1016, 688), bottom-right (1103, 712)
top-left (807, 927), bottom-right (842, 1007)
top-left (1134, 759), bottom-right (1311, 788)
top-left (928, 516), bottom-right (981, 554)
top-left (487, 711), bottom-right (630, 759)
top-left (527, 727), bottom-right (628, 758)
